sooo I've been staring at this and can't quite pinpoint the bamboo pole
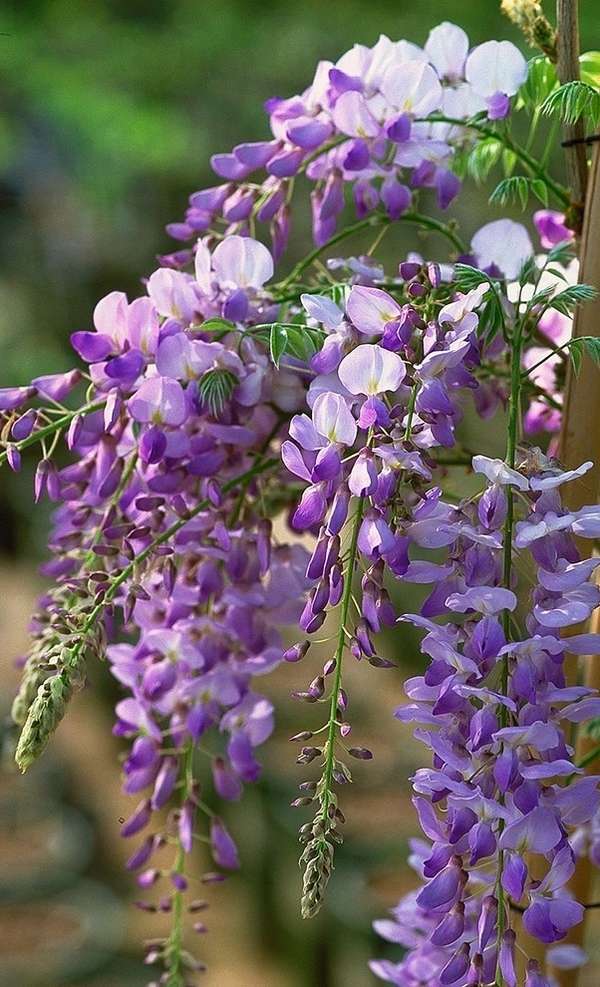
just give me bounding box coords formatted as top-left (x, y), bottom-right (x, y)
top-left (556, 0), bottom-right (588, 228)
top-left (546, 6), bottom-right (599, 978)
top-left (549, 140), bottom-right (600, 986)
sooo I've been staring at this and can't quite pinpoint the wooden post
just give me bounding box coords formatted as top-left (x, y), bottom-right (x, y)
top-left (556, 0), bottom-right (588, 227)
top-left (559, 144), bottom-right (600, 492)
top-left (550, 141), bottom-right (600, 986)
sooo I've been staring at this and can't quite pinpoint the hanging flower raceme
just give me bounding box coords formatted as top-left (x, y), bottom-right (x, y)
top-left (6, 231), bottom-right (315, 981)
top-left (372, 450), bottom-right (600, 984)
top-left (2, 15), bottom-right (597, 987)
top-left (278, 263), bottom-right (526, 917)
top-left (164, 21), bottom-right (527, 258)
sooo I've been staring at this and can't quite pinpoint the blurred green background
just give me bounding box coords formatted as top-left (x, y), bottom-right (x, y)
top-left (0, 2), bottom-right (599, 985)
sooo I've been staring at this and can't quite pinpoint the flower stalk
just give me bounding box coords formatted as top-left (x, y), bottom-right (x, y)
top-left (495, 313), bottom-right (525, 986)
top-left (300, 494), bottom-right (365, 920)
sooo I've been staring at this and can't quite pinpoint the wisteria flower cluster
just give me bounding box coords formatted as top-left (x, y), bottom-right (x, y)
top-left (2, 15), bottom-right (600, 987)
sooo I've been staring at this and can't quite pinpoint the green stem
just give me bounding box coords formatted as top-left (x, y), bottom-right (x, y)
top-left (0, 399), bottom-right (105, 466)
top-left (276, 211), bottom-right (465, 291)
top-left (521, 334), bottom-right (587, 378)
top-left (300, 135), bottom-right (348, 172)
top-left (495, 317), bottom-right (525, 986)
top-left (319, 495), bottom-right (366, 829)
top-left (165, 742), bottom-right (195, 987)
top-left (419, 115), bottom-right (571, 208)
top-left (404, 382), bottom-right (419, 443)
top-left (575, 744), bottom-right (600, 772)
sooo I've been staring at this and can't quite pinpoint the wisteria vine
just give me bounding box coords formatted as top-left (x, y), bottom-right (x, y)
top-left (3, 13), bottom-right (600, 987)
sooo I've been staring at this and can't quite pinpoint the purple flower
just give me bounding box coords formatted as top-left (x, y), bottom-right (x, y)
top-left (210, 817), bottom-right (240, 870)
top-left (345, 286), bottom-right (402, 337)
top-left (523, 896), bottom-right (584, 943)
top-left (534, 210), bottom-right (573, 249)
top-left (499, 806), bottom-right (563, 854)
top-left (128, 376), bottom-right (188, 427)
top-left (0, 386), bottom-right (36, 411)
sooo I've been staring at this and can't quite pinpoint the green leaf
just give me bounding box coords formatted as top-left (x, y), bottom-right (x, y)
top-left (489, 176), bottom-right (530, 210)
top-left (519, 256), bottom-right (537, 287)
top-left (502, 148), bottom-right (517, 178)
top-left (467, 138), bottom-right (503, 184)
top-left (326, 284), bottom-right (347, 307)
top-left (547, 241), bottom-right (576, 265)
top-left (284, 326), bottom-right (318, 362)
top-left (541, 81), bottom-right (600, 129)
top-left (531, 284), bottom-right (556, 308)
top-left (453, 266), bottom-right (503, 339)
top-left (586, 715), bottom-right (600, 740)
top-left (479, 294), bottom-right (504, 342)
top-left (489, 176), bottom-right (549, 211)
top-left (269, 323), bottom-right (289, 368)
top-left (262, 321), bottom-right (325, 366)
top-left (580, 51), bottom-right (600, 89)
top-left (545, 267), bottom-right (569, 282)
top-left (197, 368), bottom-right (238, 416)
top-left (450, 146), bottom-right (469, 180)
top-left (549, 284), bottom-right (597, 316)
top-left (453, 264), bottom-right (492, 291)
top-left (581, 336), bottom-right (600, 366)
top-left (569, 338), bottom-right (584, 377)
top-left (530, 179), bottom-right (549, 207)
top-left (200, 317), bottom-right (236, 334)
top-left (520, 56), bottom-right (557, 108)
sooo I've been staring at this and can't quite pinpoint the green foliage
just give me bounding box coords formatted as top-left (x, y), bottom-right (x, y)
top-left (266, 322), bottom-right (323, 368)
top-left (489, 176), bottom-right (549, 210)
top-left (568, 339), bottom-right (584, 377)
top-left (198, 368), bottom-right (238, 415)
top-left (453, 264), bottom-right (493, 291)
top-left (580, 51), bottom-right (600, 89)
top-left (269, 323), bottom-right (290, 368)
top-left (549, 284), bottom-right (597, 317)
top-left (518, 256), bottom-right (537, 287)
top-left (547, 241), bottom-right (577, 266)
top-left (520, 56), bottom-right (557, 108)
top-left (322, 284), bottom-right (348, 307)
top-left (501, 147), bottom-right (517, 178)
top-left (467, 138), bottom-right (504, 184)
top-left (541, 81), bottom-right (600, 129)
top-left (586, 716), bottom-right (600, 741)
top-left (567, 335), bottom-right (600, 377)
top-left (200, 318), bottom-right (236, 335)
top-left (453, 265), bottom-right (504, 340)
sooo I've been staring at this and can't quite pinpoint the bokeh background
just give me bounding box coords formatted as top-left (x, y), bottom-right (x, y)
top-left (0, 2), bottom-right (598, 985)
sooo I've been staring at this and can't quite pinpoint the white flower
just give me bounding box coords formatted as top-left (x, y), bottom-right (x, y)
top-left (471, 219), bottom-right (533, 280)
top-left (380, 60), bottom-right (443, 117)
top-left (311, 391), bottom-right (357, 446)
top-left (465, 40), bottom-right (528, 98)
top-left (472, 455), bottom-right (530, 490)
top-left (207, 235), bottom-right (274, 290)
top-left (530, 461), bottom-right (593, 491)
top-left (338, 344), bottom-right (406, 396)
top-left (425, 22), bottom-right (469, 82)
top-left (300, 293), bottom-right (344, 330)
